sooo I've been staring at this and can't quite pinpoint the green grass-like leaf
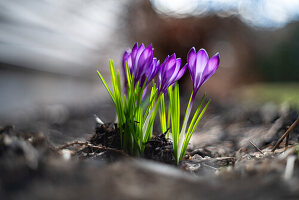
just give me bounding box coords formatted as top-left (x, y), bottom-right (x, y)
top-left (169, 83), bottom-right (211, 164)
top-left (180, 99), bottom-right (210, 160)
top-left (170, 84), bottom-right (180, 161)
top-left (186, 94), bottom-right (206, 136)
top-left (159, 93), bottom-right (167, 134)
top-left (97, 70), bottom-right (115, 103)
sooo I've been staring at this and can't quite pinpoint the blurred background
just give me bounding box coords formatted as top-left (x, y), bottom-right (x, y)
top-left (0, 0), bottom-right (298, 127)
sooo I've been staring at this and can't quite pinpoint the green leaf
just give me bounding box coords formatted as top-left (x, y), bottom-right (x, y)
top-left (170, 83), bottom-right (180, 162)
top-left (142, 99), bottom-right (158, 142)
top-left (186, 94), bottom-right (206, 136)
top-left (142, 100), bottom-right (159, 150)
top-left (97, 70), bottom-right (115, 103)
top-left (159, 93), bottom-right (167, 133)
top-left (176, 92), bottom-right (193, 163)
top-left (167, 85), bottom-right (173, 138)
top-left (180, 99), bottom-right (211, 160)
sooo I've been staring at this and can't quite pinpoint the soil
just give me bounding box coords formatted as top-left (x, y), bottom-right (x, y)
top-left (0, 102), bottom-right (298, 200)
top-left (144, 132), bottom-right (175, 164)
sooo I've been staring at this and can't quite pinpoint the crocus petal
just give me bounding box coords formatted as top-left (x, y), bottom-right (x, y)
top-left (151, 58), bottom-right (159, 75)
top-left (157, 63), bottom-right (163, 88)
top-left (206, 53), bottom-right (220, 75)
top-left (131, 43), bottom-right (138, 61)
top-left (161, 59), bottom-right (175, 85)
top-left (194, 72), bottom-right (202, 91)
top-left (139, 44), bottom-right (153, 71)
top-left (122, 51), bottom-right (130, 72)
top-left (161, 55), bottom-right (174, 85)
top-left (201, 52), bottom-right (220, 85)
top-left (163, 54), bottom-right (178, 77)
top-left (174, 64), bottom-right (187, 82)
top-left (123, 51), bottom-right (133, 74)
top-left (175, 57), bottom-right (181, 69)
top-left (167, 57), bottom-right (181, 84)
top-left (153, 60), bottom-right (160, 76)
top-left (166, 54), bottom-right (177, 70)
top-left (195, 49), bottom-right (209, 79)
top-left (187, 47), bottom-right (196, 78)
top-left (146, 58), bottom-right (159, 83)
top-left (133, 44), bottom-right (145, 71)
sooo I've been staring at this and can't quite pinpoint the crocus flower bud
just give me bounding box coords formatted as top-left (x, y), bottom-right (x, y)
top-left (122, 43), bottom-right (160, 88)
top-left (187, 47), bottom-right (220, 96)
top-left (157, 54), bottom-right (187, 94)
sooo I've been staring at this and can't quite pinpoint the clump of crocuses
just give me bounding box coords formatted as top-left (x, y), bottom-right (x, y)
top-left (98, 43), bottom-right (219, 164)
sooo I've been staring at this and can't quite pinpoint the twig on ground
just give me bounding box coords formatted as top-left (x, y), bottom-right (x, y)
top-left (85, 143), bottom-right (129, 157)
top-left (56, 141), bottom-right (88, 150)
top-left (56, 141), bottom-right (129, 157)
top-left (249, 140), bottom-right (264, 154)
top-left (272, 118), bottom-right (299, 152)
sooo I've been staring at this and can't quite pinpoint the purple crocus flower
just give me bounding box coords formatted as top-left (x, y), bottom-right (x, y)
top-left (187, 47), bottom-right (220, 96)
top-left (157, 54), bottom-right (187, 94)
top-left (174, 49), bottom-right (219, 162)
top-left (140, 58), bottom-right (160, 87)
top-left (122, 43), bottom-right (160, 88)
top-left (179, 47), bottom-right (219, 136)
